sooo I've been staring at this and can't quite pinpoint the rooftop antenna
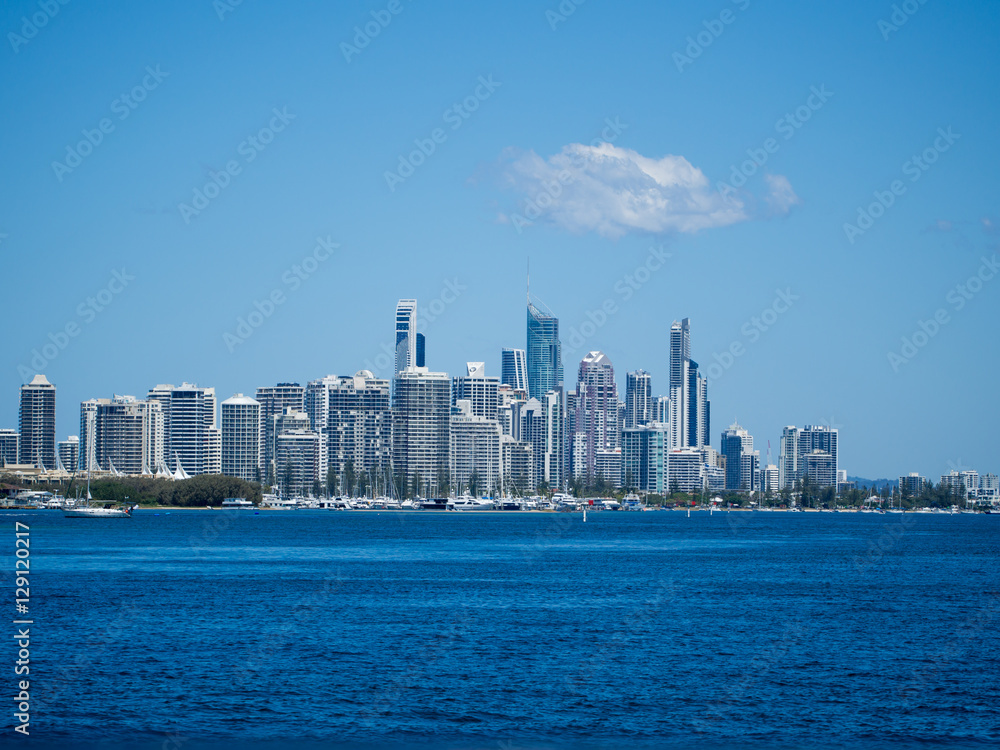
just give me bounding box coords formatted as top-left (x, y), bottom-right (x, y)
top-left (526, 257), bottom-right (530, 304)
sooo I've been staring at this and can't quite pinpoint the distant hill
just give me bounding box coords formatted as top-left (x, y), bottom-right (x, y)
top-left (848, 476), bottom-right (899, 490)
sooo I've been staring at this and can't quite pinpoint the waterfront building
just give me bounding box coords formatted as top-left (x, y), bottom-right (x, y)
top-left (314, 372), bottom-right (393, 486)
top-left (572, 351), bottom-right (619, 478)
top-left (527, 300), bottom-right (563, 400)
top-left (449, 400), bottom-right (501, 496)
top-left (392, 367), bottom-right (450, 497)
top-left (779, 425), bottom-right (839, 488)
top-left (274, 427), bottom-right (320, 497)
top-left (19, 374), bottom-right (56, 468)
top-left (0, 429), bottom-right (19, 467)
top-left (255, 383), bottom-right (305, 478)
top-left (500, 435), bottom-right (533, 495)
top-left (78, 395), bottom-right (164, 475)
top-left (898, 472), bottom-right (929, 499)
top-left (804, 449), bottom-right (837, 488)
top-left (622, 423), bottom-right (670, 494)
top-left (57, 436), bottom-right (79, 472)
top-left (763, 463), bottom-right (779, 495)
top-left (595, 448), bottom-right (622, 489)
top-left (720, 422), bottom-right (755, 491)
top-left (221, 394), bottom-right (261, 482)
top-left (147, 384), bottom-right (217, 476)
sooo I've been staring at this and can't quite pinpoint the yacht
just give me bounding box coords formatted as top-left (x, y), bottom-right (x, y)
top-left (221, 497), bottom-right (254, 510)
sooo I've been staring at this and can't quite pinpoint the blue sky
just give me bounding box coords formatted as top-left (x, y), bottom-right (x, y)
top-left (2, 0), bottom-right (998, 480)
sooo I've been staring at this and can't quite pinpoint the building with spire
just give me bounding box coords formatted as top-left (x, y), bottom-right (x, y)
top-left (526, 300), bottom-right (562, 400)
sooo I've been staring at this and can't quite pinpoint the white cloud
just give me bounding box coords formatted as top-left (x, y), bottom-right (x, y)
top-left (763, 174), bottom-right (801, 215)
top-left (497, 142), bottom-right (797, 238)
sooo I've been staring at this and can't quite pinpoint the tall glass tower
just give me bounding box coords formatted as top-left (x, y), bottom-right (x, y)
top-left (500, 348), bottom-right (528, 393)
top-left (526, 301), bottom-right (562, 400)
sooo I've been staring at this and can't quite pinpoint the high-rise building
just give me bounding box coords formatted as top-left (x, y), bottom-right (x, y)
top-left (452, 362), bottom-right (500, 421)
top-left (625, 370), bottom-right (652, 429)
top-left (86, 395), bottom-right (164, 475)
top-left (652, 395), bottom-right (670, 424)
top-left (763, 464), bottom-right (779, 495)
top-left (500, 435), bottom-right (533, 495)
top-left (804, 449), bottom-right (837, 488)
top-left (255, 383), bottom-right (305, 478)
top-left (57, 436), bottom-right (79, 473)
top-left (416, 332), bottom-right (426, 368)
top-left (146, 384), bottom-right (217, 475)
top-left (395, 299), bottom-right (418, 378)
top-left (572, 351), bottom-right (618, 478)
top-left (274, 416), bottom-right (320, 498)
top-left (779, 425), bottom-right (839, 489)
top-left (720, 422), bottom-right (755, 491)
top-left (622, 423), bottom-right (670, 494)
top-left (668, 319), bottom-right (709, 450)
top-left (500, 348), bottom-right (528, 395)
top-left (527, 301), bottom-right (562, 400)
top-left (517, 393), bottom-right (563, 492)
top-left (595, 449), bottom-right (622, 489)
top-left (392, 367), bottom-right (450, 497)
top-left (319, 371), bottom-right (392, 484)
top-left (18, 374), bottom-right (56, 468)
top-left (898, 472), bottom-right (929, 499)
top-left (221, 394), bottom-right (261, 482)
top-left (449, 399), bottom-right (501, 496)
top-left (0, 429), bottom-right (18, 466)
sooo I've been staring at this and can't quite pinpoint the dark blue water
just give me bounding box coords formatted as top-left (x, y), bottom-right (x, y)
top-left (7, 509), bottom-right (1000, 749)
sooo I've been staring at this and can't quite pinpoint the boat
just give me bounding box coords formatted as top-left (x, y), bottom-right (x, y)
top-left (62, 462), bottom-right (134, 518)
top-left (221, 497), bottom-right (254, 510)
top-left (449, 496), bottom-right (494, 511)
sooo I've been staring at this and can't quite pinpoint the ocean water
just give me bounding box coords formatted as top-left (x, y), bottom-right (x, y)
top-left (9, 509), bottom-right (1000, 749)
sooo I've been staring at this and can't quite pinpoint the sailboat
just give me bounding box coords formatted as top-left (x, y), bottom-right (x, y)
top-left (62, 455), bottom-right (135, 518)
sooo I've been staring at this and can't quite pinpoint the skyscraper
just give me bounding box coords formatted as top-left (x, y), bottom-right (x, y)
top-left (452, 362), bottom-right (500, 420)
top-left (392, 367), bottom-right (450, 497)
top-left (146, 384), bottom-right (217, 476)
top-left (625, 370), bottom-right (652, 429)
top-left (91, 396), bottom-right (164, 475)
top-left (669, 318), bottom-right (709, 449)
top-left (19, 374), bottom-right (56, 468)
top-left (449, 399), bottom-right (501, 496)
top-left (779, 425), bottom-right (839, 488)
top-left (315, 371), bottom-right (392, 484)
top-left (221, 394), bottom-right (261, 482)
top-left (395, 299), bottom-right (418, 378)
top-left (572, 351), bottom-right (619, 478)
top-left (500, 348), bottom-right (528, 394)
top-left (721, 422), bottom-right (754, 491)
top-left (255, 383), bottom-right (305, 478)
top-left (527, 301), bottom-right (562, 400)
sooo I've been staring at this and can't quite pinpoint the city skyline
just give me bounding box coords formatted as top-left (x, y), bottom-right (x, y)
top-left (2, 294), bottom-right (995, 486)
